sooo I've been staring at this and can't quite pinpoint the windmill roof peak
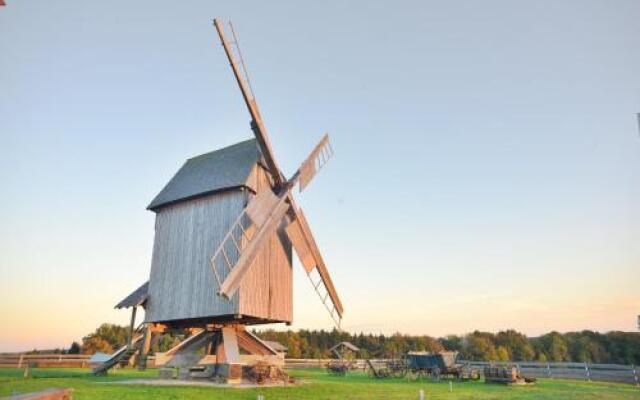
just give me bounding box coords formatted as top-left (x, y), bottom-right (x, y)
top-left (330, 342), bottom-right (360, 352)
top-left (147, 138), bottom-right (261, 211)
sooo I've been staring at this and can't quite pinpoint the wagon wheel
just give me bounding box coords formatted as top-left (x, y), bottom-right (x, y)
top-left (327, 361), bottom-right (336, 373)
top-left (326, 362), bottom-right (336, 374)
top-left (455, 370), bottom-right (463, 381)
top-left (387, 361), bottom-right (403, 378)
top-left (395, 365), bottom-right (408, 378)
top-left (471, 369), bottom-right (481, 381)
top-left (412, 369), bottom-right (423, 380)
top-left (400, 362), bottom-right (410, 378)
top-left (366, 364), bottom-right (376, 378)
top-left (404, 368), bottom-right (414, 380)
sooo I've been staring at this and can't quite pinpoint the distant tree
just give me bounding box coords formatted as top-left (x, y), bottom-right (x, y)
top-left (382, 339), bottom-right (399, 358)
top-left (67, 342), bottom-right (81, 354)
top-left (79, 323), bottom-right (128, 355)
top-left (423, 336), bottom-right (445, 352)
top-left (251, 327), bottom-right (639, 364)
top-left (536, 331), bottom-right (569, 362)
top-left (604, 331), bottom-right (640, 364)
top-left (153, 334), bottom-right (184, 353)
top-left (536, 352), bottom-right (548, 362)
top-left (286, 336), bottom-right (302, 358)
top-left (82, 336), bottom-right (113, 354)
top-left (92, 324), bottom-right (128, 350)
top-left (496, 346), bottom-right (510, 361)
top-left (464, 332), bottom-right (498, 361)
top-left (441, 335), bottom-right (463, 352)
top-left (495, 330), bottom-right (535, 361)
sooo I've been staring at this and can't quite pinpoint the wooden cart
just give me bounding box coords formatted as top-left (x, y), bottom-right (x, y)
top-left (406, 351), bottom-right (480, 381)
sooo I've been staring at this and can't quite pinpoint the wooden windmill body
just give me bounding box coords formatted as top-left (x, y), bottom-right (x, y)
top-left (145, 139), bottom-right (294, 326)
top-left (108, 20), bottom-right (343, 379)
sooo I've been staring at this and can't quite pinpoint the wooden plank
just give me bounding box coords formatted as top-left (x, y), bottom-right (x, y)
top-left (127, 307), bottom-right (137, 348)
top-left (8, 355), bottom-right (91, 360)
top-left (164, 329), bottom-right (206, 356)
top-left (221, 327), bottom-right (240, 363)
top-left (212, 19), bottom-right (284, 187)
top-left (4, 388), bottom-right (73, 400)
top-left (236, 330), bottom-right (277, 356)
top-left (245, 189), bottom-right (279, 227)
top-left (299, 160), bottom-right (316, 192)
top-left (146, 193), bottom-right (244, 323)
top-left (218, 195), bottom-right (289, 299)
top-left (239, 165), bottom-right (293, 323)
top-left (299, 134), bottom-right (331, 192)
top-left (285, 217), bottom-right (316, 273)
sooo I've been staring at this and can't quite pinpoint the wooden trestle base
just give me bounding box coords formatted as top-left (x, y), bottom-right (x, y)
top-left (153, 324), bottom-right (279, 382)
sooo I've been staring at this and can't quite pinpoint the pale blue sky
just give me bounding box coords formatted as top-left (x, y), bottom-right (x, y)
top-left (1, 1), bottom-right (639, 351)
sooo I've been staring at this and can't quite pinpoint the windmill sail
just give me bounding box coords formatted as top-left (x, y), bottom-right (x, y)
top-left (213, 18), bottom-right (284, 187)
top-left (284, 218), bottom-right (316, 273)
top-left (287, 208), bottom-right (344, 318)
top-left (299, 134), bottom-right (334, 192)
top-left (212, 136), bottom-right (340, 308)
top-left (212, 19), bottom-right (344, 329)
top-left (215, 190), bottom-right (290, 299)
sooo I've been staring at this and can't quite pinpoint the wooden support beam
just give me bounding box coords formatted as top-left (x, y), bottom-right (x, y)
top-left (127, 306), bottom-right (137, 349)
top-left (221, 326), bottom-right (240, 363)
top-left (137, 324), bottom-right (152, 371)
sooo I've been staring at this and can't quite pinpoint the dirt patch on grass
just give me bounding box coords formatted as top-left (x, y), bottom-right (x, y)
top-left (102, 378), bottom-right (305, 389)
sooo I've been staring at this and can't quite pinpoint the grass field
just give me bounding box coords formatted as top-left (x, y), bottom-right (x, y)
top-left (1, 368), bottom-right (639, 399)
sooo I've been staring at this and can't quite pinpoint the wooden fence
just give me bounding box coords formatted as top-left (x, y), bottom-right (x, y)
top-left (0, 354), bottom-right (156, 369)
top-left (463, 360), bottom-right (640, 386)
top-left (284, 358), bottom-right (640, 385)
top-left (0, 354), bottom-right (93, 368)
top-left (2, 354), bottom-right (637, 385)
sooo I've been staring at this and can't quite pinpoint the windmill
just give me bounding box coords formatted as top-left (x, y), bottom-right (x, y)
top-left (102, 19), bottom-right (343, 381)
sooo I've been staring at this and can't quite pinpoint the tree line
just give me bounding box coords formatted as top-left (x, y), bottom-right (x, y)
top-left (24, 324), bottom-right (640, 365)
top-left (255, 328), bottom-right (640, 365)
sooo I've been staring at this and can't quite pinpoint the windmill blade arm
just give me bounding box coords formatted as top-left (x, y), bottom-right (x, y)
top-left (285, 207), bottom-right (344, 317)
top-left (297, 133), bottom-right (334, 192)
top-left (213, 18), bottom-right (284, 187)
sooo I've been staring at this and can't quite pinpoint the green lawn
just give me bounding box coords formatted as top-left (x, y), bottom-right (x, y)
top-left (0, 368), bottom-right (639, 399)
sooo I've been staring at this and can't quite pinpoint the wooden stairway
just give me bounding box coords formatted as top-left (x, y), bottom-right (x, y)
top-left (117, 347), bottom-right (138, 367)
top-left (92, 333), bottom-right (143, 375)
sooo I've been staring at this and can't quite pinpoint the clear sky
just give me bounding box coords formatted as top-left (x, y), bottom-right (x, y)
top-left (1, 0), bottom-right (638, 352)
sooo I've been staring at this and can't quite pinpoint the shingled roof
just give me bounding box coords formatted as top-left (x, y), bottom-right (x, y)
top-left (147, 139), bottom-right (262, 211)
top-left (330, 342), bottom-right (360, 352)
top-left (115, 281), bottom-right (149, 309)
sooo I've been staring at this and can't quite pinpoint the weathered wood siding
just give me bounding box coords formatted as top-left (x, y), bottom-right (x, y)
top-left (240, 164), bottom-right (293, 322)
top-left (145, 163), bottom-right (292, 324)
top-left (145, 191), bottom-right (244, 322)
